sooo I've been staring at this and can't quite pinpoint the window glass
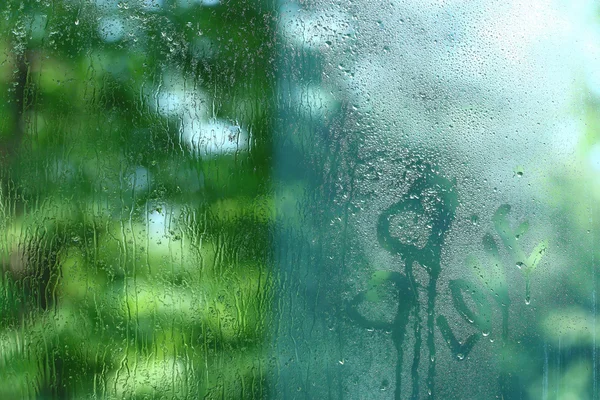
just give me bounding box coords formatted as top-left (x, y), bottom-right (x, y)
top-left (274, 0), bottom-right (600, 399)
top-left (0, 1), bottom-right (273, 398)
top-left (0, 0), bottom-right (599, 399)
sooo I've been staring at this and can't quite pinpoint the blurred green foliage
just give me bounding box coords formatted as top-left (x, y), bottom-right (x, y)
top-left (0, 0), bottom-right (276, 398)
top-left (2, 1), bottom-right (600, 399)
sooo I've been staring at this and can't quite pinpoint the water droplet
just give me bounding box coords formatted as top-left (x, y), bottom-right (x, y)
top-left (516, 261), bottom-right (525, 269)
top-left (74, 19), bottom-right (79, 26)
top-left (482, 331), bottom-right (490, 337)
top-left (380, 379), bottom-right (389, 391)
top-left (514, 165), bottom-right (525, 177)
top-left (457, 353), bottom-right (465, 360)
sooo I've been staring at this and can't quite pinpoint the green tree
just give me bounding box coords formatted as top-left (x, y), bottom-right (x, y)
top-left (0, 1), bottom-right (276, 398)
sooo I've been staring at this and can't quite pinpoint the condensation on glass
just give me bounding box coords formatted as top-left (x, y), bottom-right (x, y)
top-left (0, 0), bottom-right (598, 399)
top-left (274, 0), bottom-right (600, 399)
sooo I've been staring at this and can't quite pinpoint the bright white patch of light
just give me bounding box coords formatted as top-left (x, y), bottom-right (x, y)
top-left (155, 89), bottom-right (186, 117)
top-left (152, 75), bottom-right (210, 119)
top-left (278, 4), bottom-right (353, 50)
top-left (180, 118), bottom-right (249, 157)
top-left (483, 1), bottom-right (569, 63)
top-left (151, 73), bottom-right (246, 158)
top-left (147, 206), bottom-right (173, 242)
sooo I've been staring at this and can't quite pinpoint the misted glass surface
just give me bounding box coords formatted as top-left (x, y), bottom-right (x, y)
top-left (0, 0), bottom-right (598, 399)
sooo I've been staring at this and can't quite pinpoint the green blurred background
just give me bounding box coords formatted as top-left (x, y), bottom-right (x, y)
top-left (2, 0), bottom-right (600, 399)
top-left (0, 0), bottom-right (276, 398)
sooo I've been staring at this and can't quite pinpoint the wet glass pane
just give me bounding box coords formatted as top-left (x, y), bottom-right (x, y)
top-left (1, 0), bottom-right (599, 399)
top-left (273, 0), bottom-right (600, 399)
top-left (0, 1), bottom-right (273, 398)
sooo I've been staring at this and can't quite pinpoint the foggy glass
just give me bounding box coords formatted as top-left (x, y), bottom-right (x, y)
top-left (0, 0), bottom-right (598, 399)
top-left (274, 0), bottom-right (600, 399)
